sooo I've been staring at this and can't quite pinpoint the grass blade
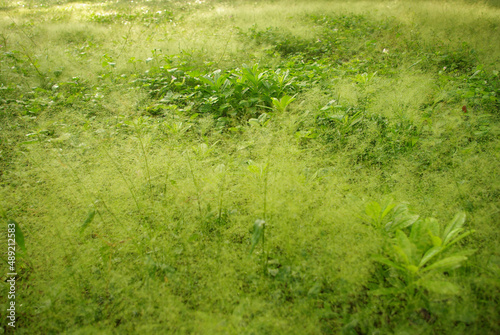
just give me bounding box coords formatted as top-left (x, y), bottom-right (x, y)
top-left (443, 212), bottom-right (466, 241)
top-left (250, 219), bottom-right (265, 255)
top-left (80, 209), bottom-right (96, 234)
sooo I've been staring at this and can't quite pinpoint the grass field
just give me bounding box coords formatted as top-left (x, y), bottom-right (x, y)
top-left (1, 0), bottom-right (499, 333)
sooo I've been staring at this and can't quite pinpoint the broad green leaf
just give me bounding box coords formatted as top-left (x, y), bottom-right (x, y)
top-left (396, 230), bottom-right (415, 264)
top-left (419, 246), bottom-right (443, 268)
top-left (9, 219), bottom-right (26, 253)
top-left (271, 97), bottom-right (281, 109)
top-left (420, 280), bottom-right (461, 295)
top-left (422, 255), bottom-right (467, 273)
top-left (427, 218), bottom-right (441, 237)
top-left (391, 204), bottom-right (408, 219)
top-left (371, 254), bottom-right (406, 272)
top-left (248, 118), bottom-right (260, 127)
top-left (80, 209), bottom-right (96, 234)
top-left (390, 213), bottom-right (419, 232)
top-left (199, 75), bottom-right (215, 87)
top-left (429, 232), bottom-right (442, 247)
top-left (409, 219), bottom-right (427, 243)
top-left (443, 227), bottom-right (464, 245)
top-left (249, 219), bottom-right (265, 255)
top-left (443, 212), bottom-right (466, 240)
top-left (393, 245), bottom-right (410, 265)
top-left (380, 199), bottom-right (396, 219)
top-left (272, 96), bottom-right (295, 112)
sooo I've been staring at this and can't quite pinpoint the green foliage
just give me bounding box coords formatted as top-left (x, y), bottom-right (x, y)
top-left (238, 14), bottom-right (391, 64)
top-left (271, 94), bottom-right (296, 113)
top-left (139, 62), bottom-right (298, 121)
top-left (0, 1), bottom-right (498, 334)
top-left (238, 25), bottom-right (316, 57)
top-left (459, 68), bottom-right (500, 109)
top-left (314, 98), bottom-right (423, 163)
top-left (428, 44), bottom-right (478, 74)
top-left (248, 112), bottom-right (271, 127)
top-left (365, 199), bottom-right (419, 233)
top-left (371, 210), bottom-right (475, 297)
top-left (316, 101), bottom-right (366, 145)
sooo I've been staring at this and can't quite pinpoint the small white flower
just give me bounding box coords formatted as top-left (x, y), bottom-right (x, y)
top-left (382, 48), bottom-right (389, 54)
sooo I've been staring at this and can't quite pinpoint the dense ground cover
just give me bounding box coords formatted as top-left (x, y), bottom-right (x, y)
top-left (0, 0), bottom-right (499, 333)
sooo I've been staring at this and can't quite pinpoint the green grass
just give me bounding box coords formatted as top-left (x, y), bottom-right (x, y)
top-left (1, 0), bottom-right (499, 334)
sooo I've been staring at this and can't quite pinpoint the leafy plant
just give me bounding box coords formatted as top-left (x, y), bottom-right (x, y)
top-left (1, 2), bottom-right (499, 333)
top-left (271, 94), bottom-right (296, 112)
top-left (250, 219), bottom-right (265, 255)
top-left (198, 69), bottom-right (232, 95)
top-left (248, 112), bottom-right (271, 127)
top-left (138, 61), bottom-right (298, 123)
top-left (353, 72), bottom-right (377, 85)
top-left (371, 212), bottom-right (475, 296)
top-left (459, 68), bottom-right (500, 110)
top-left (316, 101), bottom-right (365, 145)
top-left (365, 199), bottom-right (419, 233)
